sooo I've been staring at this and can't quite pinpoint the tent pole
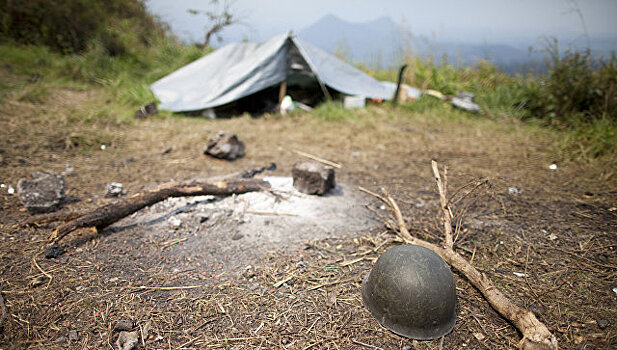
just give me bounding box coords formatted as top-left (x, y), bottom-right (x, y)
top-left (289, 36), bottom-right (331, 101)
top-left (392, 64), bottom-right (408, 106)
top-left (318, 79), bottom-right (332, 101)
top-left (278, 80), bottom-right (287, 112)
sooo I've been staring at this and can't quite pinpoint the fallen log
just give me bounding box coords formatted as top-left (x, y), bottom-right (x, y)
top-left (21, 209), bottom-right (90, 227)
top-left (360, 160), bottom-right (557, 350)
top-left (48, 176), bottom-right (270, 244)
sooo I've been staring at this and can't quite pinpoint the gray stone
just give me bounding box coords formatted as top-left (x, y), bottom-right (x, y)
top-left (134, 102), bottom-right (157, 119)
top-left (597, 319), bottom-right (610, 329)
top-left (203, 131), bottom-right (245, 160)
top-left (105, 182), bottom-right (123, 197)
top-left (53, 336), bottom-right (68, 344)
top-left (17, 172), bottom-right (66, 214)
top-left (68, 330), bottom-right (78, 342)
top-left (113, 320), bottom-right (135, 332)
top-left (116, 331), bottom-right (139, 350)
top-left (292, 161), bottom-right (335, 195)
top-left (45, 244), bottom-right (65, 259)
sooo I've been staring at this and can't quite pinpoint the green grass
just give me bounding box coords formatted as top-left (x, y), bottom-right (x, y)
top-left (1, 29), bottom-right (615, 166)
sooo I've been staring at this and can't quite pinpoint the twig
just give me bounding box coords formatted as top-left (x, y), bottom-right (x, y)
top-left (161, 237), bottom-right (188, 248)
top-left (132, 285), bottom-right (202, 291)
top-left (307, 277), bottom-right (356, 291)
top-left (32, 256), bottom-right (52, 287)
top-left (351, 339), bottom-right (384, 349)
top-left (273, 274), bottom-right (294, 288)
top-left (0, 285), bottom-right (6, 329)
top-left (366, 160), bottom-right (558, 350)
top-left (431, 161), bottom-right (453, 248)
top-left (292, 149), bottom-right (342, 168)
top-left (245, 210), bottom-right (298, 216)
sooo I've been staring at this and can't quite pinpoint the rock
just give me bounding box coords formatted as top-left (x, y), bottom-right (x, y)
top-left (30, 275), bottom-right (48, 287)
top-left (203, 131), bottom-right (245, 160)
top-left (68, 330), bottom-right (78, 342)
top-left (17, 172), bottom-right (66, 214)
top-left (291, 161), bottom-right (335, 195)
top-left (113, 320), bottom-right (135, 332)
top-left (529, 303), bottom-right (545, 316)
top-left (597, 319), bottom-right (609, 329)
top-left (116, 331), bottom-right (139, 350)
top-left (168, 217), bottom-right (182, 227)
top-left (45, 244), bottom-right (65, 259)
top-left (231, 232), bottom-right (244, 240)
top-left (105, 183), bottom-right (123, 197)
top-left (53, 336), bottom-right (68, 344)
top-left (134, 102), bottom-right (158, 119)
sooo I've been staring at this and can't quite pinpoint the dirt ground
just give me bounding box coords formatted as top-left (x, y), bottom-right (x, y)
top-left (1, 86), bottom-right (616, 349)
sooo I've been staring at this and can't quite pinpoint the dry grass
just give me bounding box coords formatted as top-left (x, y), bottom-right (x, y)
top-left (1, 78), bottom-right (616, 349)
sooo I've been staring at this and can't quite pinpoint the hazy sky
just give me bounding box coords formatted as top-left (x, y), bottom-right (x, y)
top-left (147, 0), bottom-right (617, 46)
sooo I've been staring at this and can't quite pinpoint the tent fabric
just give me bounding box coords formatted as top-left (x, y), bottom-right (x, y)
top-left (151, 33), bottom-right (400, 112)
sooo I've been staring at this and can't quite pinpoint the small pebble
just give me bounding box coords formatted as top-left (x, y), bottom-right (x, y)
top-left (30, 276), bottom-right (47, 287)
top-left (116, 331), bottom-right (139, 350)
top-left (597, 319), bottom-right (610, 329)
top-left (45, 244), bottom-right (65, 259)
top-left (114, 320), bottom-right (135, 332)
top-left (68, 330), bottom-right (78, 341)
top-left (54, 336), bottom-right (68, 344)
top-left (231, 233), bottom-right (244, 240)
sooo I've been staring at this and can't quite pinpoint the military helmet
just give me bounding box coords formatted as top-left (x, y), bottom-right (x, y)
top-left (362, 244), bottom-right (457, 340)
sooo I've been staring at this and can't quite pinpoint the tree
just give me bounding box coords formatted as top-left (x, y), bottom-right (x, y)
top-left (188, 0), bottom-right (238, 49)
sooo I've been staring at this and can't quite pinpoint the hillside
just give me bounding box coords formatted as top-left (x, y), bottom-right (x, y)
top-left (1, 5), bottom-right (616, 350)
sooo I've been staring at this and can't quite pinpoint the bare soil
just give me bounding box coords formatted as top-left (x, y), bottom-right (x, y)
top-left (1, 84), bottom-right (616, 349)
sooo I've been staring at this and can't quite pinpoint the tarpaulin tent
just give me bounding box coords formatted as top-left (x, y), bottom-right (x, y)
top-left (150, 33), bottom-right (415, 113)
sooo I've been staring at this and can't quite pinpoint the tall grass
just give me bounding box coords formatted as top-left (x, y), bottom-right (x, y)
top-left (367, 46), bottom-right (616, 161)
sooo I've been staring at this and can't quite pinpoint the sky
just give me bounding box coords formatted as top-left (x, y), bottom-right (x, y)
top-left (146, 0), bottom-right (617, 48)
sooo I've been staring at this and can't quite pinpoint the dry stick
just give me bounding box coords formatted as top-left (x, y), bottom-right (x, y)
top-left (431, 161), bottom-right (453, 248)
top-left (366, 161), bottom-right (557, 350)
top-left (0, 286), bottom-right (6, 329)
top-left (20, 209), bottom-right (91, 227)
top-left (48, 177), bottom-right (270, 245)
top-left (292, 149), bottom-right (342, 168)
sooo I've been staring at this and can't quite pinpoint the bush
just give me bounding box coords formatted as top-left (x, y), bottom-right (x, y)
top-left (520, 43), bottom-right (617, 126)
top-left (0, 0), bottom-right (164, 54)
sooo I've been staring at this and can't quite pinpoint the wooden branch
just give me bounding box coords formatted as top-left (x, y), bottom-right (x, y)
top-left (0, 285), bottom-right (6, 329)
top-left (48, 177), bottom-right (270, 244)
top-left (20, 209), bottom-right (90, 227)
top-left (363, 162), bottom-right (558, 350)
top-left (431, 160), bottom-right (453, 248)
top-left (25, 164), bottom-right (275, 229)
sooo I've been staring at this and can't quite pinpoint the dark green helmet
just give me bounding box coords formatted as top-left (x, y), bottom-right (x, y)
top-left (362, 244), bottom-right (457, 340)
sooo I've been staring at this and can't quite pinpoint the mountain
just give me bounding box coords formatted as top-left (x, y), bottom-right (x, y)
top-left (297, 14), bottom-right (545, 71)
top-left (297, 14), bottom-right (405, 67)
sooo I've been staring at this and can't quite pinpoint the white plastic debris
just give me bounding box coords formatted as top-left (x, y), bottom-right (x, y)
top-left (513, 272), bottom-right (529, 278)
top-left (168, 217), bottom-right (182, 227)
top-left (280, 95), bottom-right (295, 115)
top-left (100, 144), bottom-right (107, 150)
top-left (0, 184), bottom-right (5, 188)
top-left (508, 187), bottom-right (522, 195)
top-left (549, 164), bottom-right (558, 170)
top-left (105, 182), bottom-right (123, 197)
top-left (547, 234), bottom-right (558, 241)
top-left (613, 287), bottom-right (617, 295)
top-left (7, 186), bottom-right (15, 194)
top-left (343, 95), bottom-right (366, 109)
